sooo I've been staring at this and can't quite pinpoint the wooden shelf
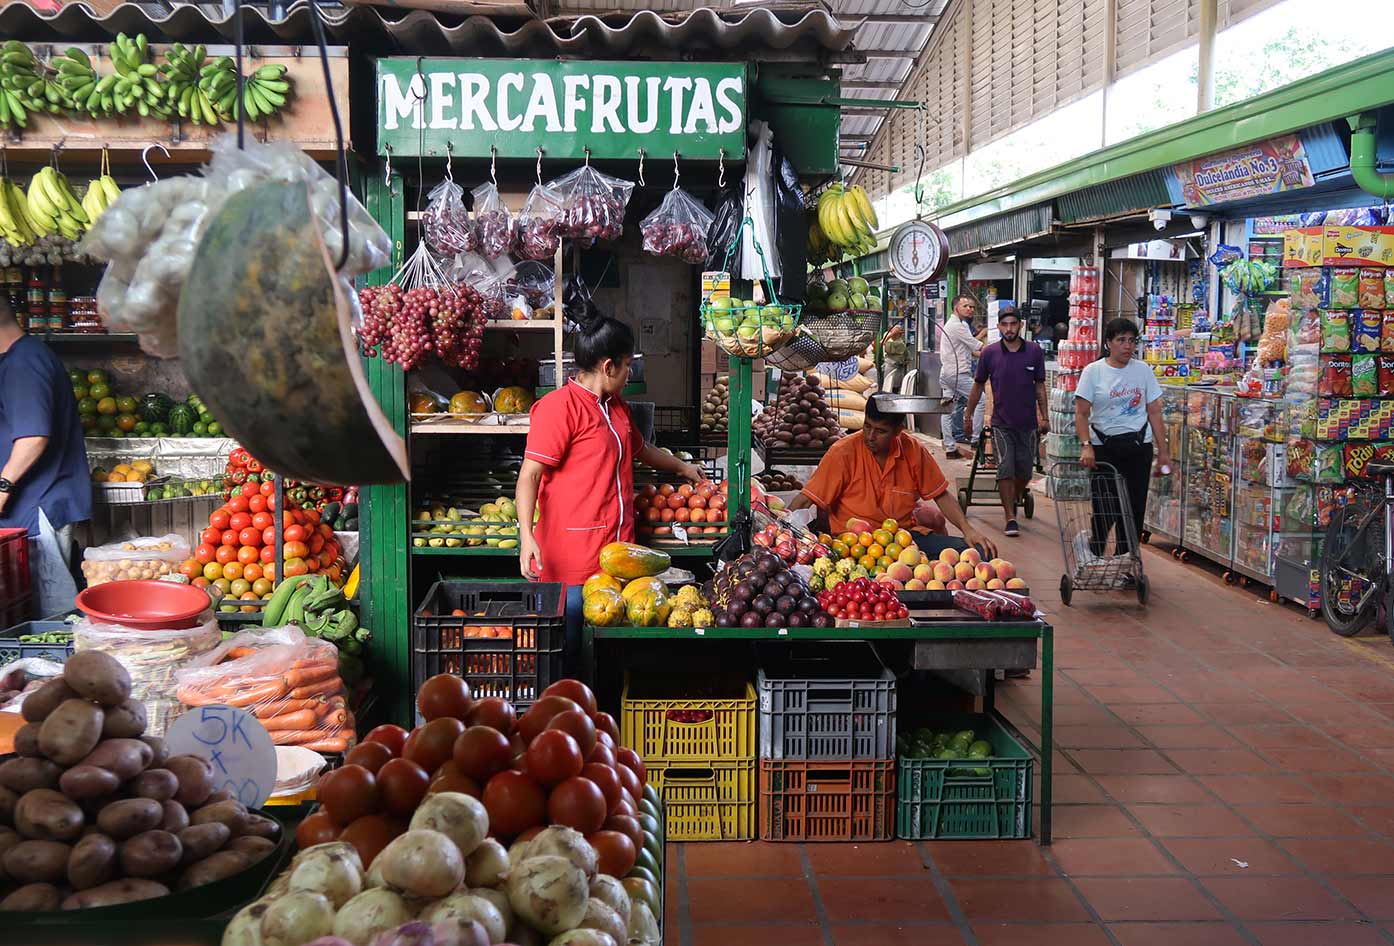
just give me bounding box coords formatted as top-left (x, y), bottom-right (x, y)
top-left (35, 333), bottom-right (141, 345)
top-left (411, 545), bottom-right (519, 556)
top-left (486, 320), bottom-right (560, 331)
top-left (410, 416), bottom-right (530, 435)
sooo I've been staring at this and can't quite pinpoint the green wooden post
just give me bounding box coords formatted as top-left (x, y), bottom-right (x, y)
top-left (360, 169), bottom-right (412, 727)
top-left (728, 357), bottom-right (753, 521)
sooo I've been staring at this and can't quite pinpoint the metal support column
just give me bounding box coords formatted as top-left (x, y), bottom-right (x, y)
top-left (727, 357), bottom-right (753, 523)
top-left (1198, 0), bottom-right (1218, 114)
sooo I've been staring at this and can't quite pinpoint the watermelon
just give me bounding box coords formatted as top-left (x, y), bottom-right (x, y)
top-left (167, 403), bottom-right (195, 436)
top-left (140, 392), bottom-right (174, 425)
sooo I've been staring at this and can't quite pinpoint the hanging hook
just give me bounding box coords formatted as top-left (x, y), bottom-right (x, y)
top-left (142, 143), bottom-right (169, 182)
top-left (49, 140), bottom-right (64, 170)
top-left (637, 149), bottom-right (646, 187)
top-left (718, 147), bottom-right (726, 189)
top-left (444, 140), bottom-right (454, 183)
top-left (673, 151), bottom-right (680, 188)
top-left (536, 146), bottom-right (544, 186)
top-left (384, 144), bottom-right (394, 189)
top-left (583, 147), bottom-right (590, 168)
top-left (100, 143), bottom-right (110, 179)
top-left (490, 145), bottom-right (497, 185)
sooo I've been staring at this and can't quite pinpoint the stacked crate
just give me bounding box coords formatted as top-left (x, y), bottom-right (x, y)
top-left (895, 713), bottom-right (1034, 840)
top-left (621, 670), bottom-right (757, 841)
top-left (756, 642), bottom-right (897, 842)
top-left (0, 528), bottom-right (31, 629)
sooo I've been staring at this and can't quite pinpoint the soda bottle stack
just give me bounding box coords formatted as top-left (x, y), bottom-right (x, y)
top-left (1045, 266), bottom-right (1102, 482)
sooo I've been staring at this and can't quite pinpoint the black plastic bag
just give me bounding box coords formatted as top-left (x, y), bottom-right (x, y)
top-left (771, 145), bottom-right (807, 302)
top-left (563, 271), bottom-right (602, 329)
top-left (706, 184), bottom-right (744, 273)
top-left (713, 507), bottom-right (752, 563)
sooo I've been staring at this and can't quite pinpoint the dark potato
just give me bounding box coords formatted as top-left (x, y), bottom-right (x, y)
top-left (160, 800), bottom-right (190, 834)
top-left (139, 735), bottom-right (168, 768)
top-left (237, 813), bottom-right (281, 840)
top-left (130, 769), bottom-right (178, 803)
top-left (62, 878), bottom-right (169, 910)
top-left (203, 789), bottom-right (235, 805)
top-left (3, 839), bottom-right (71, 884)
top-left (95, 798), bottom-right (163, 841)
top-left (226, 835), bottom-right (274, 862)
top-left (0, 825), bottom-right (19, 881)
top-left (0, 785), bottom-right (17, 827)
top-left (165, 755), bottom-right (215, 808)
top-left (14, 789), bottom-right (84, 843)
top-left (177, 823), bottom-right (230, 864)
top-left (79, 739), bottom-right (154, 781)
top-left (38, 699), bottom-right (105, 765)
top-left (189, 799), bottom-right (247, 834)
top-left (13, 723), bottom-right (41, 758)
top-left (177, 849), bottom-right (250, 890)
top-left (67, 833), bottom-right (117, 891)
top-left (102, 699), bottom-right (148, 740)
top-left (0, 758), bottom-right (62, 794)
top-left (20, 679), bottom-right (76, 723)
top-left (62, 651), bottom-right (133, 707)
top-left (119, 830), bottom-right (183, 878)
top-left (59, 765), bottom-right (121, 801)
top-left (0, 882), bottom-right (63, 911)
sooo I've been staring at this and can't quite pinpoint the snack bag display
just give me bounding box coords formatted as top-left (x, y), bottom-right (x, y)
top-left (1354, 354), bottom-right (1378, 396)
top-left (1256, 298), bottom-right (1290, 364)
top-left (1385, 269), bottom-right (1394, 308)
top-left (1357, 310), bottom-right (1383, 353)
top-left (1314, 443), bottom-right (1347, 483)
top-left (1330, 267), bottom-right (1361, 308)
top-left (1322, 311), bottom-right (1352, 353)
top-left (1381, 356), bottom-right (1394, 396)
top-left (1285, 438), bottom-right (1315, 481)
top-left (1320, 355), bottom-right (1352, 396)
top-left (1360, 268), bottom-right (1387, 309)
top-left (1291, 270), bottom-right (1328, 311)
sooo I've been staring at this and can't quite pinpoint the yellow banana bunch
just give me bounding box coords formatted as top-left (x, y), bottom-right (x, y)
top-left (25, 167), bottom-right (88, 241)
top-left (0, 178), bottom-right (41, 247)
top-left (814, 183), bottom-right (880, 258)
top-left (81, 174), bottom-right (121, 224)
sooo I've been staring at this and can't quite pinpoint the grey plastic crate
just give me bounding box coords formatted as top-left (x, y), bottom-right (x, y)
top-left (0, 619), bottom-right (75, 665)
top-left (756, 641), bottom-right (897, 760)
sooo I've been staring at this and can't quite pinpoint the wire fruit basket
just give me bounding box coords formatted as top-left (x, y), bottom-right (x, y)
top-left (700, 216), bottom-right (802, 360)
top-left (801, 308), bottom-right (883, 361)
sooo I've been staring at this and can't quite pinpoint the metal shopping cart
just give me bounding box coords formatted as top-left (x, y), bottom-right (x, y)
top-left (1049, 460), bottom-right (1149, 606)
top-left (957, 427), bottom-right (1038, 517)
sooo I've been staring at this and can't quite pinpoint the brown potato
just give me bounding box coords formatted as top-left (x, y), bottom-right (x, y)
top-left (130, 769), bottom-right (178, 803)
top-left (3, 839), bottom-right (71, 884)
top-left (13, 723), bottom-right (41, 758)
top-left (189, 799), bottom-right (247, 834)
top-left (177, 823), bottom-right (230, 864)
top-left (1, 882), bottom-right (63, 911)
top-left (119, 830), bottom-right (183, 878)
top-left (177, 849), bottom-right (250, 890)
top-left (101, 699), bottom-right (147, 740)
top-left (62, 651), bottom-right (132, 707)
top-left (95, 798), bottom-right (163, 841)
top-left (62, 878), bottom-right (169, 910)
top-left (226, 835), bottom-right (274, 862)
top-left (20, 679), bottom-right (77, 723)
top-left (237, 813), bottom-right (281, 840)
top-left (0, 757), bottom-right (62, 794)
top-left (14, 789), bottom-right (84, 843)
top-left (79, 738), bottom-right (153, 781)
top-left (0, 825), bottom-right (19, 881)
top-left (139, 735), bottom-right (167, 768)
top-left (204, 789), bottom-right (235, 805)
top-left (67, 832), bottom-right (117, 891)
top-left (38, 699), bottom-right (105, 766)
top-left (165, 755), bottom-right (215, 808)
top-left (160, 800), bottom-right (189, 834)
top-left (59, 764), bottom-right (121, 801)
top-left (0, 785), bottom-right (17, 827)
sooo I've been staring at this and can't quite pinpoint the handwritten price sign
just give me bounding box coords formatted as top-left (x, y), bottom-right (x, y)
top-left (167, 704), bottom-right (278, 809)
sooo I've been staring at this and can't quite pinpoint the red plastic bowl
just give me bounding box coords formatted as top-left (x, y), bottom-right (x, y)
top-left (76, 580), bottom-right (211, 630)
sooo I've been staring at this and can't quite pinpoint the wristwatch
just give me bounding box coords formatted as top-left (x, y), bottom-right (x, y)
top-left (0, 478), bottom-right (12, 493)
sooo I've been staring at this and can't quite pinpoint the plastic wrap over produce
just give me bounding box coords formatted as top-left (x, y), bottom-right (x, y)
top-left (79, 135), bottom-right (391, 357)
top-left (85, 436), bottom-right (236, 479)
top-left (80, 533), bottom-right (190, 586)
top-left (74, 611), bottom-right (221, 737)
top-left (176, 626), bottom-right (355, 754)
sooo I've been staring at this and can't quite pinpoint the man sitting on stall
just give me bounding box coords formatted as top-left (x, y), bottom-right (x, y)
top-left (789, 395), bottom-right (997, 560)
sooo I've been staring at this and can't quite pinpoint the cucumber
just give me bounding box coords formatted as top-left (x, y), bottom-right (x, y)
top-left (642, 832), bottom-right (663, 867)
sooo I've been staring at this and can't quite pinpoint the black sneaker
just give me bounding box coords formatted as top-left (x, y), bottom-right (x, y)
top-left (1005, 519), bottom-right (1020, 537)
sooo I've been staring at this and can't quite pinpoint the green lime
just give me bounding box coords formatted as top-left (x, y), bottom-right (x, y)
top-left (207, 422), bottom-right (223, 436)
top-left (968, 740), bottom-right (992, 759)
top-left (935, 748), bottom-right (961, 760)
top-left (192, 422), bottom-right (208, 436)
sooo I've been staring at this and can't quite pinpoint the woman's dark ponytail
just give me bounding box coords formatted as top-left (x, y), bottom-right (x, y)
top-left (574, 313), bottom-right (635, 371)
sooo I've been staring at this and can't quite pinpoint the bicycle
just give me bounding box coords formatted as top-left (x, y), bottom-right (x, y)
top-left (1320, 460), bottom-right (1394, 638)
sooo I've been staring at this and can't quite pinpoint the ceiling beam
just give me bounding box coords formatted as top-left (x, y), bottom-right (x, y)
top-left (848, 13), bottom-right (941, 24)
top-left (838, 80), bottom-right (906, 90)
top-left (852, 48), bottom-right (922, 59)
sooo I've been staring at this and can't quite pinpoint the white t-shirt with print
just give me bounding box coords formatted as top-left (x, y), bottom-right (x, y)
top-left (1075, 358), bottom-right (1162, 445)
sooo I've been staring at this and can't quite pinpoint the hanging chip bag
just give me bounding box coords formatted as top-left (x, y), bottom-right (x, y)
top-left (1320, 355), bottom-right (1352, 396)
top-left (1381, 356), bottom-right (1394, 396)
top-left (1354, 354), bottom-right (1379, 396)
top-left (1330, 267), bottom-right (1360, 308)
top-left (1357, 310), bottom-right (1383, 353)
top-left (1314, 444), bottom-right (1347, 484)
top-left (1322, 311), bottom-right (1351, 353)
top-left (1360, 268), bottom-right (1387, 309)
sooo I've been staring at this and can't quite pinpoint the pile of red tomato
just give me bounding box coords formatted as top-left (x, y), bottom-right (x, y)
top-left (816, 577), bottom-right (910, 623)
top-left (177, 480), bottom-right (347, 607)
top-left (296, 676), bottom-right (648, 879)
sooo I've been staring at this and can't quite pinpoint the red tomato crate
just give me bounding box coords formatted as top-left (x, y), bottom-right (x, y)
top-left (758, 758), bottom-right (896, 842)
top-left (0, 527), bottom-right (30, 606)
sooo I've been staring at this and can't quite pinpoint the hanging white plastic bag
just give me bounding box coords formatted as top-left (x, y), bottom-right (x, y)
top-left (741, 121), bottom-right (779, 283)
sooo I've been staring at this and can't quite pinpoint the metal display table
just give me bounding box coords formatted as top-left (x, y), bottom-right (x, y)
top-left (582, 615), bottom-right (1055, 843)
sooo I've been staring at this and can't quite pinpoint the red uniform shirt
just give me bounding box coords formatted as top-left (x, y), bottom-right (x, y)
top-left (524, 380), bottom-right (643, 588)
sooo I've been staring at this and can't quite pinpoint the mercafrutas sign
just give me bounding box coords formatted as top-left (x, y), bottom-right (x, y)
top-left (376, 59), bottom-right (747, 161)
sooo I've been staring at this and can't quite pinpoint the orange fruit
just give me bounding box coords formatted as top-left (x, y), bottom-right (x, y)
top-left (213, 577), bottom-right (232, 595)
top-left (859, 553), bottom-right (876, 570)
top-left (838, 532), bottom-right (857, 548)
top-left (229, 578), bottom-right (251, 597)
top-left (873, 529), bottom-right (894, 547)
top-left (202, 561), bottom-right (223, 581)
top-left (858, 533), bottom-right (874, 548)
top-left (284, 558), bottom-right (308, 577)
top-left (251, 578), bottom-right (273, 596)
top-left (178, 559), bottom-right (200, 578)
top-left (867, 543), bottom-right (884, 559)
top-left (221, 561), bottom-right (243, 581)
top-left (895, 529), bottom-right (913, 548)
top-left (239, 591), bottom-right (260, 613)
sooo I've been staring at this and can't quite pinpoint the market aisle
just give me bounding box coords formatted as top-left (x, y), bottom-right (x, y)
top-left (664, 478), bottom-right (1394, 946)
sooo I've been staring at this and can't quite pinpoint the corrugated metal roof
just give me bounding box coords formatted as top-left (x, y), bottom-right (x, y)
top-left (946, 203), bottom-right (1053, 256)
top-left (1057, 170), bottom-right (1172, 224)
top-left (0, 2), bottom-right (857, 57)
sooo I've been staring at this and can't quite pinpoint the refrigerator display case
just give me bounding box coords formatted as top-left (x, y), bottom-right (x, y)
top-left (1144, 387), bottom-right (1186, 543)
top-left (1182, 388), bottom-right (1236, 566)
top-left (1230, 400), bottom-right (1293, 584)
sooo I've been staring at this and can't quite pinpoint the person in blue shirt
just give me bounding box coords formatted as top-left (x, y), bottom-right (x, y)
top-left (0, 297), bottom-right (90, 616)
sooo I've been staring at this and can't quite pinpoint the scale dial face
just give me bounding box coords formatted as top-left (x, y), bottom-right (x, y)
top-left (889, 220), bottom-right (949, 285)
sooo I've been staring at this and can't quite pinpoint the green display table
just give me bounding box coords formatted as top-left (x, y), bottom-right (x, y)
top-left (582, 618), bottom-right (1055, 843)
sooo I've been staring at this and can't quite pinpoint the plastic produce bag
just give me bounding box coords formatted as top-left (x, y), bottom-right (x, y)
top-left (507, 260), bottom-right (556, 316)
top-left (706, 184), bottom-right (744, 272)
top-left (641, 186), bottom-right (715, 264)
top-left (563, 271), bottom-right (602, 331)
top-left (553, 165), bottom-right (634, 243)
top-left (81, 534), bottom-right (191, 586)
top-left (741, 122), bottom-right (778, 282)
top-left (471, 182), bottom-right (515, 259)
top-left (176, 626), bottom-right (355, 753)
top-left (515, 182), bottom-right (564, 260)
top-left (771, 144), bottom-right (808, 302)
top-left (422, 178), bottom-right (478, 256)
top-left (75, 611), bottom-right (221, 737)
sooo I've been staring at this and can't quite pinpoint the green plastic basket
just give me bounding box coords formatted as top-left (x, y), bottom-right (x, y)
top-left (895, 713), bottom-right (1033, 840)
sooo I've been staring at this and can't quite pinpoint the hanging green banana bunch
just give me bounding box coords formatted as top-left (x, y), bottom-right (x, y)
top-left (0, 40), bottom-right (64, 129)
top-left (51, 45), bottom-right (114, 119)
top-left (109, 31), bottom-right (168, 119)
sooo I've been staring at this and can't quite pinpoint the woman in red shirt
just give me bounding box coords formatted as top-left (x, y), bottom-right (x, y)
top-left (516, 312), bottom-right (701, 663)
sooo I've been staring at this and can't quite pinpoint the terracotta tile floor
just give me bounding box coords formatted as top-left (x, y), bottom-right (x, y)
top-left (662, 470), bottom-right (1394, 945)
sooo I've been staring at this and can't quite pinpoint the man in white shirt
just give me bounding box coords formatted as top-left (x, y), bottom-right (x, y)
top-left (939, 293), bottom-right (987, 459)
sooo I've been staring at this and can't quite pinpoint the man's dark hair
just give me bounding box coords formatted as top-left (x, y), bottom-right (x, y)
top-left (1103, 316), bottom-right (1140, 342)
top-left (997, 305), bottom-right (1020, 323)
top-left (864, 395), bottom-right (907, 428)
top-left (951, 293), bottom-right (977, 309)
top-left (0, 294), bottom-right (15, 326)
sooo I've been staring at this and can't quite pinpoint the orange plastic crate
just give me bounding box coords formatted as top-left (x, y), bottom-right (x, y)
top-left (758, 758), bottom-right (895, 842)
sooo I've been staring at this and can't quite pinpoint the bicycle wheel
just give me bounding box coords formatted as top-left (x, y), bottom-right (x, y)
top-left (1321, 505), bottom-right (1378, 637)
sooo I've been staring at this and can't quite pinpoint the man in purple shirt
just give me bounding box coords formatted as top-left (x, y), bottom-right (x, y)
top-left (964, 306), bottom-right (1048, 537)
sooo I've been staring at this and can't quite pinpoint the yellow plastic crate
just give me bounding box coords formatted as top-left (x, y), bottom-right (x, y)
top-left (648, 759), bottom-right (756, 841)
top-left (621, 671), bottom-right (757, 762)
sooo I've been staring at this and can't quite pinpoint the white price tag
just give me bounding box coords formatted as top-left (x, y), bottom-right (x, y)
top-left (671, 522), bottom-right (690, 545)
top-left (693, 627), bottom-right (705, 636)
top-left (166, 704), bottom-right (277, 809)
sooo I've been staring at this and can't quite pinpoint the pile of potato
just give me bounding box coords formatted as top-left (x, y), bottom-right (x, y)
top-left (699, 377), bottom-right (728, 436)
top-left (753, 374), bottom-right (843, 452)
top-left (0, 650), bottom-right (280, 911)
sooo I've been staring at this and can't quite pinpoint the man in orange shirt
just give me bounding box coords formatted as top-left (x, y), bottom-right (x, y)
top-left (789, 396), bottom-right (996, 559)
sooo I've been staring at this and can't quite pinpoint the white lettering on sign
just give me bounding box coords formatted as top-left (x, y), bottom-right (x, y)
top-left (384, 68), bottom-right (744, 140)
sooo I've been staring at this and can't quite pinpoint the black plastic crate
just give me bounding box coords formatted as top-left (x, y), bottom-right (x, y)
top-left (412, 580), bottom-right (565, 705)
top-left (0, 619), bottom-right (75, 665)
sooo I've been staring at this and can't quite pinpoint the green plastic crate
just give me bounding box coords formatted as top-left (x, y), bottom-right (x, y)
top-left (896, 712), bottom-right (1032, 840)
